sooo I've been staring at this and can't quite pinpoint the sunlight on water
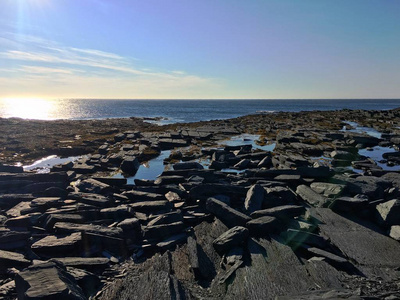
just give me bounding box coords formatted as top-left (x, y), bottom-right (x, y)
top-left (1, 98), bottom-right (57, 120)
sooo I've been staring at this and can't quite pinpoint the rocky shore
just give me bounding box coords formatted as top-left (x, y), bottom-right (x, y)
top-left (1, 108), bottom-right (400, 299)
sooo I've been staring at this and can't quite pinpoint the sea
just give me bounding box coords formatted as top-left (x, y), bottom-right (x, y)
top-left (1, 99), bottom-right (400, 124)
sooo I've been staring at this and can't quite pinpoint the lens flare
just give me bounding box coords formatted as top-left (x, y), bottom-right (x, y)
top-left (1, 98), bottom-right (55, 119)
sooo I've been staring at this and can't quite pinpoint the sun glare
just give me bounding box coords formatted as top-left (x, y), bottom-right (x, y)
top-left (1, 98), bottom-right (55, 120)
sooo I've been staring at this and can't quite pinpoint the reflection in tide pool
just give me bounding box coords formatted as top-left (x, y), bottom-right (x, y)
top-left (220, 134), bottom-right (276, 152)
top-left (341, 121), bottom-right (382, 138)
top-left (114, 150), bottom-right (172, 184)
top-left (23, 155), bottom-right (82, 173)
top-left (359, 146), bottom-right (400, 171)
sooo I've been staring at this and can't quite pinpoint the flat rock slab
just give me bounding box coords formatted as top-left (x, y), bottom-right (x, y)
top-left (15, 261), bottom-right (85, 300)
top-left (31, 233), bottom-right (82, 256)
top-left (312, 208), bottom-right (400, 279)
top-left (53, 222), bottom-right (123, 238)
top-left (251, 205), bottom-right (305, 219)
top-left (54, 257), bottom-right (110, 269)
top-left (296, 185), bottom-right (329, 207)
top-left (0, 249), bottom-right (31, 270)
top-left (213, 226), bottom-right (249, 254)
top-left (206, 197), bottom-right (251, 228)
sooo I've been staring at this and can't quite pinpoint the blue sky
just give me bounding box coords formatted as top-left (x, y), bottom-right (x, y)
top-left (0, 0), bottom-right (399, 99)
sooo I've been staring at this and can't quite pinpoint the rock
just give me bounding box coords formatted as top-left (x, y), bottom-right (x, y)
top-left (329, 197), bottom-right (368, 213)
top-left (92, 177), bottom-right (127, 187)
top-left (296, 185), bottom-right (329, 207)
top-left (53, 222), bottom-right (123, 238)
top-left (263, 186), bottom-right (297, 208)
top-left (251, 205), bottom-right (306, 219)
top-left (330, 150), bottom-right (356, 160)
top-left (31, 233), bottom-right (82, 257)
top-left (53, 257), bottom-right (110, 270)
top-left (0, 194), bottom-right (34, 209)
top-left (244, 184), bottom-right (265, 214)
top-left (4, 215), bottom-right (33, 228)
top-left (147, 211), bottom-right (183, 226)
top-left (81, 232), bottom-right (128, 257)
top-left (172, 162), bottom-right (203, 170)
top-left (0, 164), bottom-right (23, 173)
top-left (154, 175), bottom-right (186, 185)
top-left (123, 190), bottom-right (165, 201)
top-left (31, 197), bottom-right (63, 209)
top-left (257, 156), bottom-right (272, 168)
top-left (389, 225), bottom-right (400, 241)
top-left (0, 249), bottom-right (31, 271)
top-left (247, 216), bottom-right (284, 236)
top-left (165, 191), bottom-right (181, 203)
top-left (285, 229), bottom-right (329, 249)
top-left (129, 200), bottom-right (172, 213)
top-left (120, 156), bottom-right (140, 175)
top-left (100, 205), bottom-right (133, 221)
top-left (43, 214), bottom-right (85, 231)
top-left (206, 197), bottom-right (251, 228)
top-left (189, 184), bottom-right (247, 201)
top-left (310, 182), bottom-right (345, 198)
top-left (72, 163), bottom-right (96, 174)
top-left (234, 159), bottom-right (250, 169)
top-left (75, 179), bottom-right (113, 194)
top-left (69, 192), bottom-right (112, 207)
top-left (0, 230), bottom-right (30, 250)
top-left (156, 233), bottom-right (187, 250)
top-left (66, 267), bottom-right (101, 298)
top-left (15, 260), bottom-right (86, 300)
top-left (143, 221), bottom-right (185, 241)
top-left (376, 199), bottom-right (400, 226)
top-left (213, 226), bottom-right (249, 254)
top-left (305, 247), bottom-right (349, 269)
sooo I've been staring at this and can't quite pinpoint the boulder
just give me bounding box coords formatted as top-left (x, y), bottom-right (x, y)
top-left (310, 182), bottom-right (345, 198)
top-left (172, 162), bottom-right (203, 170)
top-left (329, 197), bottom-right (368, 213)
top-left (389, 225), bottom-right (400, 241)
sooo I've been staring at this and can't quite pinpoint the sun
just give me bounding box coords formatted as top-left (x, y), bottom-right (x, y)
top-left (1, 98), bottom-right (55, 120)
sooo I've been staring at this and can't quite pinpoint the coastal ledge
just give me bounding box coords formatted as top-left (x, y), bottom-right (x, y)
top-left (1, 107), bottom-right (400, 299)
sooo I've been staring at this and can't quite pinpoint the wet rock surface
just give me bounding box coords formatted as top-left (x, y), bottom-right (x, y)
top-left (1, 108), bottom-right (400, 299)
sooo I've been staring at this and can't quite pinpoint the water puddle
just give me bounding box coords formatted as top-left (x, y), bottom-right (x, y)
top-left (23, 155), bottom-right (82, 173)
top-left (114, 150), bottom-right (172, 184)
top-left (359, 146), bottom-right (400, 171)
top-left (219, 134), bottom-right (276, 152)
top-left (341, 121), bottom-right (382, 138)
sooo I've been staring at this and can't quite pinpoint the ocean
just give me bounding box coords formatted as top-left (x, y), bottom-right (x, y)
top-left (1, 99), bottom-right (400, 123)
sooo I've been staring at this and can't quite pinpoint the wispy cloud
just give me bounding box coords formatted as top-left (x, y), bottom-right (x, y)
top-left (0, 33), bottom-right (223, 98)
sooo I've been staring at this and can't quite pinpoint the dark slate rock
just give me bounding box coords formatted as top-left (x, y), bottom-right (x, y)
top-left (329, 197), bottom-right (368, 213)
top-left (30, 197), bottom-right (63, 209)
top-left (100, 205), bottom-right (133, 221)
top-left (375, 199), bottom-right (400, 226)
top-left (53, 257), bottom-right (110, 270)
top-left (312, 207), bottom-right (400, 279)
top-left (213, 226), bottom-right (249, 254)
top-left (123, 190), bottom-right (165, 201)
top-left (53, 222), bottom-right (123, 238)
top-left (247, 216), bottom-right (284, 236)
top-left (4, 215), bottom-right (33, 228)
top-left (120, 156), bottom-right (140, 175)
top-left (0, 194), bottom-right (34, 209)
top-left (234, 159), bottom-right (251, 170)
top-left (117, 218), bottom-right (140, 230)
top-left (143, 221), bottom-right (185, 241)
top-left (31, 233), bottom-right (82, 257)
top-left (0, 230), bottom-right (30, 250)
top-left (15, 261), bottom-right (85, 300)
top-left (206, 197), bottom-right (251, 228)
top-left (43, 214), bottom-right (85, 231)
top-left (129, 200), bottom-right (172, 213)
top-left (147, 211), bottom-right (183, 226)
top-left (244, 184), bottom-right (265, 214)
top-left (75, 179), bottom-right (113, 194)
top-left (305, 247), bottom-right (349, 268)
top-left (156, 232), bottom-right (187, 250)
top-left (189, 184), bottom-right (247, 201)
top-left (154, 175), bottom-right (186, 185)
top-left (66, 267), bottom-right (101, 298)
top-left (72, 163), bottom-right (96, 174)
top-left (285, 229), bottom-right (330, 249)
top-left (92, 177), bottom-right (127, 187)
top-left (68, 192), bottom-right (112, 207)
top-left (251, 205), bottom-right (306, 219)
top-left (310, 182), bottom-right (345, 198)
top-left (0, 164), bottom-right (23, 173)
top-left (0, 249), bottom-right (31, 271)
top-left (389, 225), bottom-right (400, 241)
top-left (81, 232), bottom-right (128, 257)
top-left (296, 185), bottom-right (329, 207)
top-left (257, 155), bottom-right (272, 168)
top-left (172, 162), bottom-right (204, 170)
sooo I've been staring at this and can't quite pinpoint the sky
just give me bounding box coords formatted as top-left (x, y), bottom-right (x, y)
top-left (0, 0), bottom-right (399, 99)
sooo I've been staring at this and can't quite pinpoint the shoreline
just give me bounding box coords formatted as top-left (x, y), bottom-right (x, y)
top-left (1, 107), bottom-right (400, 298)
